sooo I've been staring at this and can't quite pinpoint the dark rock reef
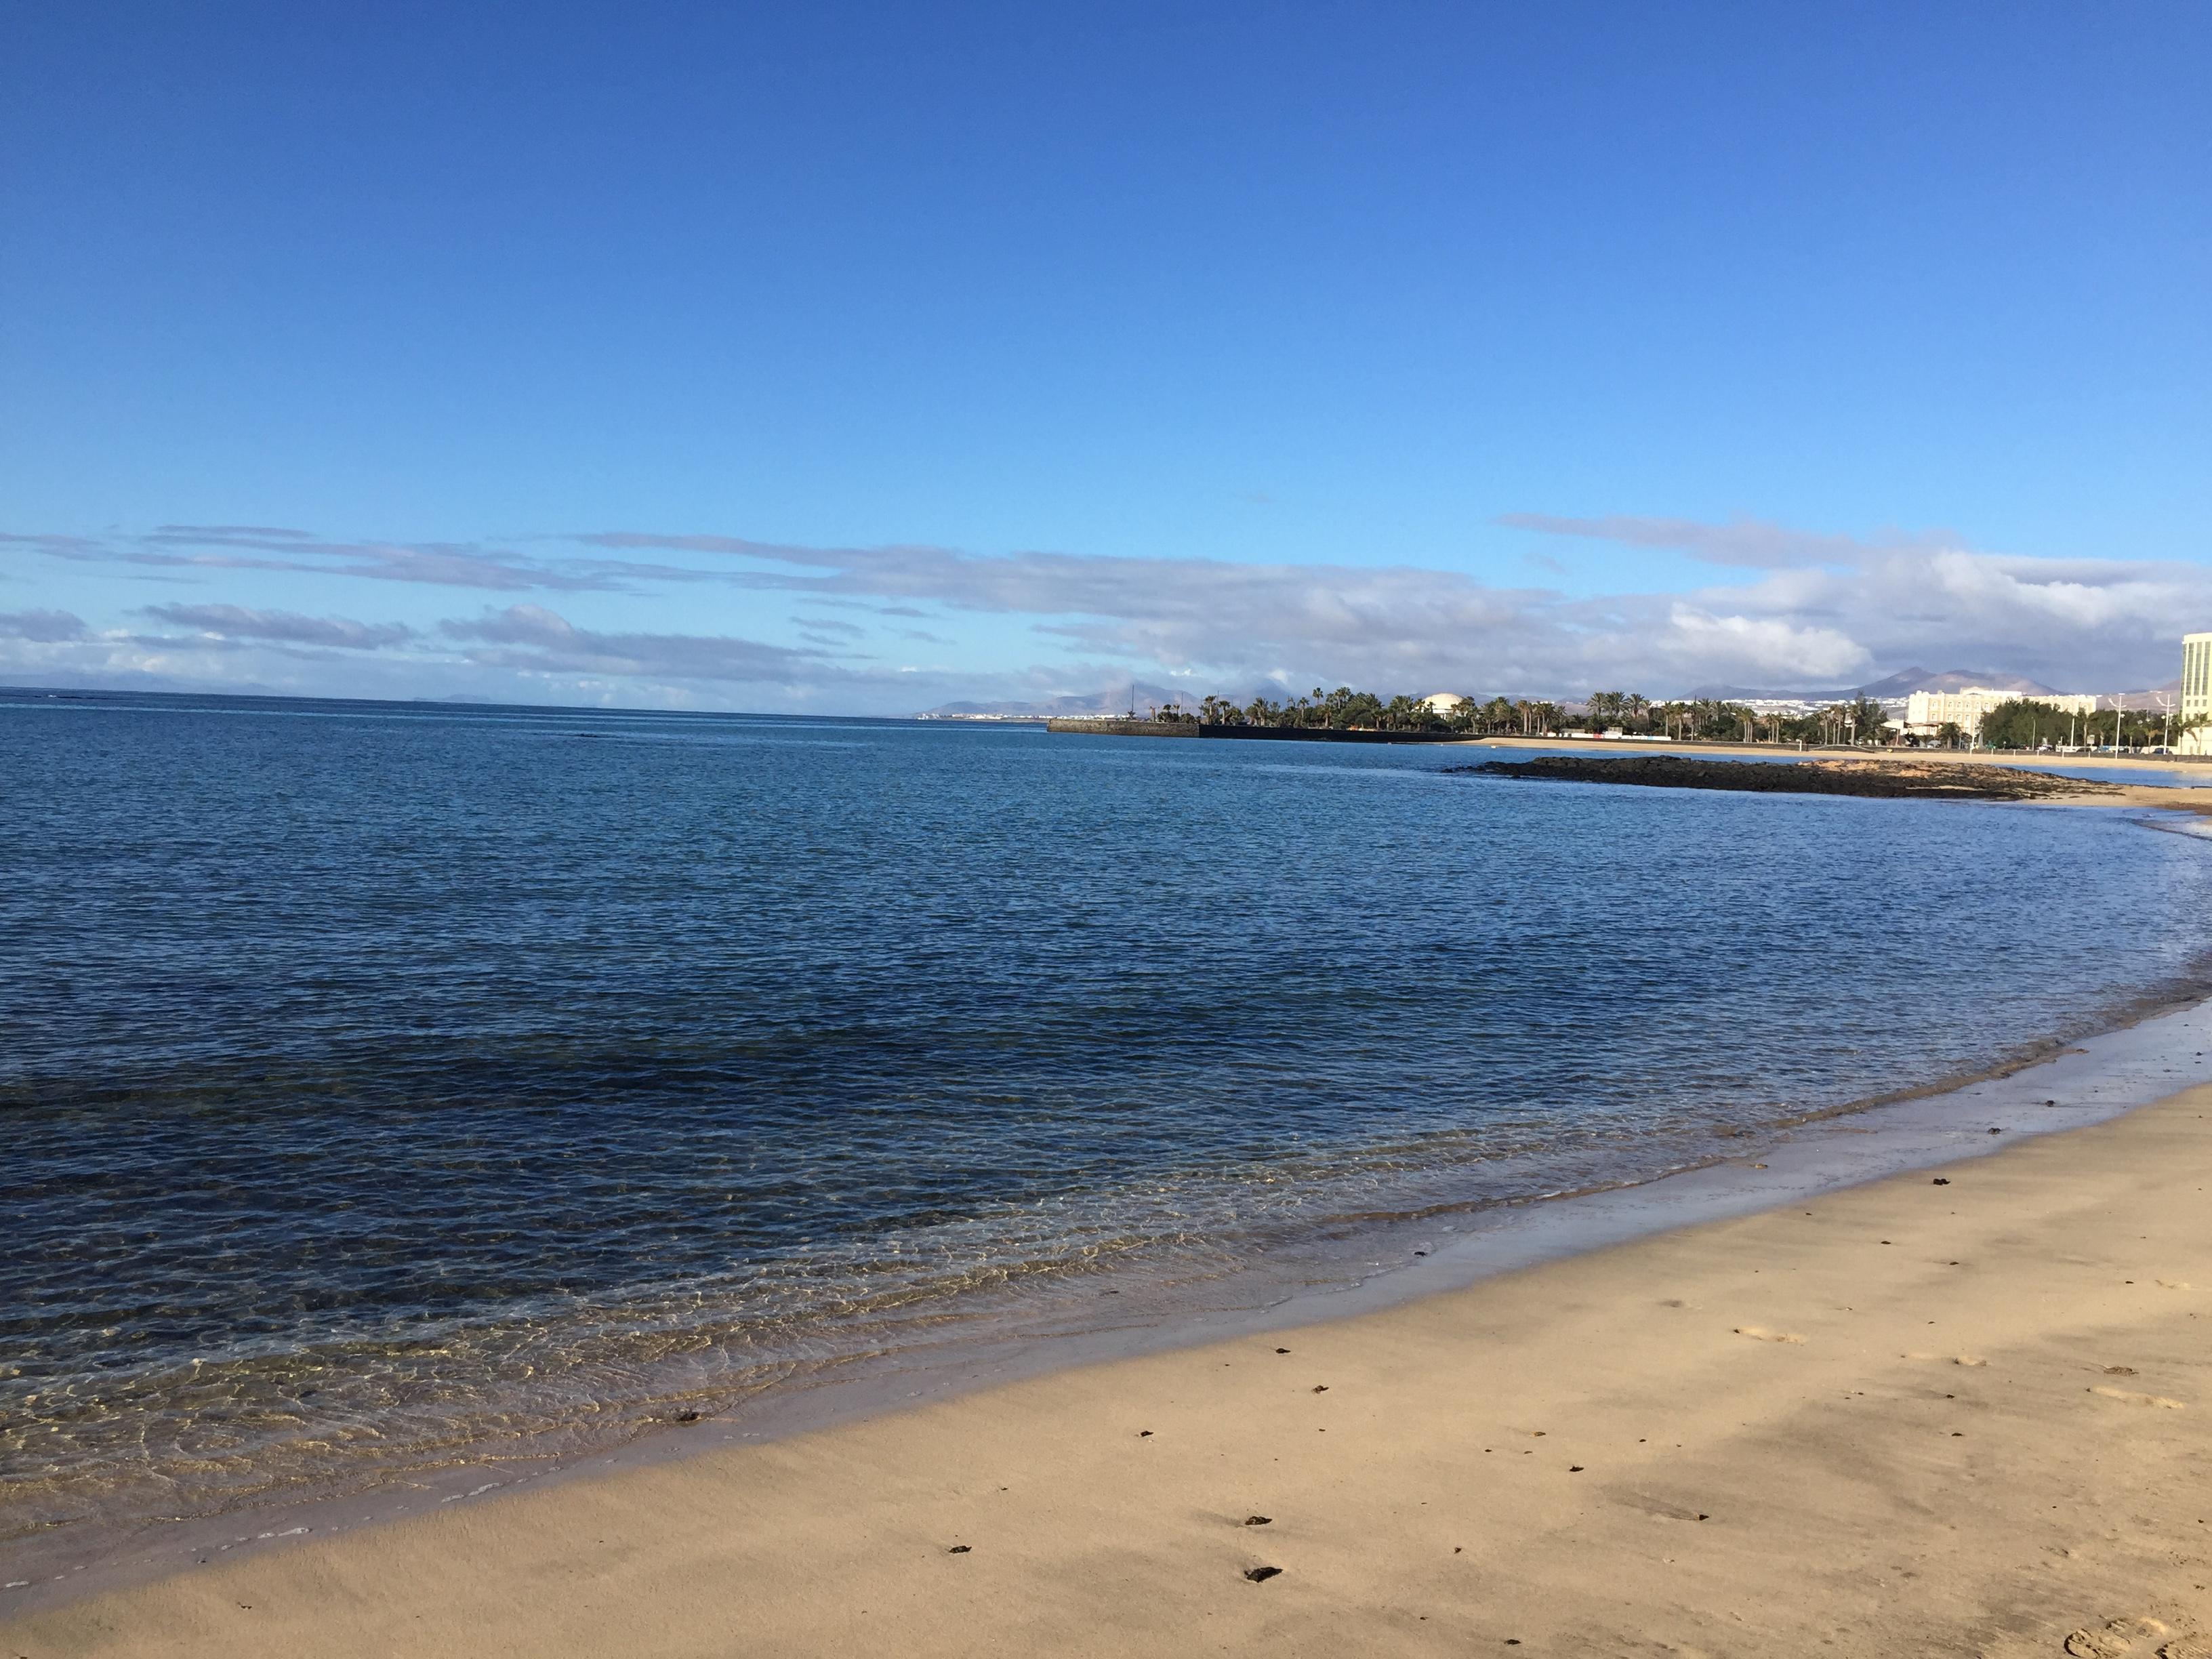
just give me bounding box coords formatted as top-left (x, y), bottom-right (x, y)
top-left (1454, 755), bottom-right (2118, 801)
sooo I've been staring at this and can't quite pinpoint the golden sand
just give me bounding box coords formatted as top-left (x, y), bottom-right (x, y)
top-left (9, 1085), bottom-right (2209, 1656)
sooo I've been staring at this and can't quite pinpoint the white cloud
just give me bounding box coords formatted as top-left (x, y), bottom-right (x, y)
top-left (140, 603), bottom-right (414, 649)
top-left (436, 603), bottom-right (835, 687)
top-left (7, 516), bottom-right (2209, 708)
top-left (579, 525), bottom-right (2210, 694)
top-left (26, 526), bottom-right (663, 593)
top-left (1495, 512), bottom-right (1928, 569)
top-left (0, 608), bottom-right (89, 642)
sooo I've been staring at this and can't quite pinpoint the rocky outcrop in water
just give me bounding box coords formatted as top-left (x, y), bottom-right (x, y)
top-left (1455, 756), bottom-right (2118, 801)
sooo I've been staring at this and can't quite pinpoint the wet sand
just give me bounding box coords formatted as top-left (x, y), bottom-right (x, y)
top-left (8, 1080), bottom-right (2209, 1657)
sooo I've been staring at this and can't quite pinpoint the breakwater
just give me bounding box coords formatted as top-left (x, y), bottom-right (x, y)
top-left (1045, 718), bottom-right (1200, 737)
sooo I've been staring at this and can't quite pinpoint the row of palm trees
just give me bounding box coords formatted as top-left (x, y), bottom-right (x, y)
top-left (1590, 691), bottom-right (1896, 745)
top-left (1975, 697), bottom-right (2205, 752)
top-left (1141, 686), bottom-right (1904, 745)
top-left (1159, 689), bottom-right (1570, 733)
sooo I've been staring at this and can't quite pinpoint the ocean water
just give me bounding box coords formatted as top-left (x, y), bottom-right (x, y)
top-left (5, 691), bottom-right (2211, 1555)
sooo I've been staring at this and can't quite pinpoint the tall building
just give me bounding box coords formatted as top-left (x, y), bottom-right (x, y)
top-left (1903, 686), bottom-right (2096, 737)
top-left (2183, 632), bottom-right (2212, 756)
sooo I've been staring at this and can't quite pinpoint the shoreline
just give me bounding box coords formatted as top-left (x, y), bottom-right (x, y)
top-left (1460, 754), bottom-right (2142, 802)
top-left (8, 1048), bottom-right (2207, 1653)
top-left (1455, 742), bottom-right (2212, 820)
top-left (6, 794), bottom-right (2207, 1608)
top-left (1467, 731), bottom-right (2212, 781)
top-left (1042, 718), bottom-right (2212, 783)
top-left (5, 791), bottom-right (2204, 1598)
top-left (7, 981), bottom-right (2212, 1642)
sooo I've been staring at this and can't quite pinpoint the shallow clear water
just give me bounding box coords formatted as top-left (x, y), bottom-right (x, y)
top-left (5, 691), bottom-right (2210, 1548)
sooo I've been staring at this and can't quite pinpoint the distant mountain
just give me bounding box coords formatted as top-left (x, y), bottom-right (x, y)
top-left (918, 682), bottom-right (1194, 719)
top-left (1683, 683), bottom-right (1841, 702)
top-left (1687, 668), bottom-right (2060, 703)
top-left (923, 683), bottom-right (1549, 718)
top-left (1852, 667), bottom-right (2057, 699)
top-left (3, 674), bottom-right (287, 698)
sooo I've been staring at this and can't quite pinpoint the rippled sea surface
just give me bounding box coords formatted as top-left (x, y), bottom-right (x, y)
top-left (5, 691), bottom-right (2211, 1550)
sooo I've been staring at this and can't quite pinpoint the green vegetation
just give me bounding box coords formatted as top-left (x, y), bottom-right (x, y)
top-left (1975, 698), bottom-right (2073, 752)
top-left (1975, 697), bottom-right (2190, 752)
top-left (1553, 691), bottom-right (1894, 745)
top-left (1143, 687), bottom-right (1903, 744)
top-left (1155, 688), bottom-right (1567, 733)
top-left (1143, 685), bottom-right (2203, 752)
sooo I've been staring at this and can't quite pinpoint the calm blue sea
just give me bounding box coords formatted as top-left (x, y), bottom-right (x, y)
top-left (5, 690), bottom-right (2211, 1548)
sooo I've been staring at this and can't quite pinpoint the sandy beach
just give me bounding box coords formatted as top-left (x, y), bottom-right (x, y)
top-left (8, 1078), bottom-right (2207, 1658)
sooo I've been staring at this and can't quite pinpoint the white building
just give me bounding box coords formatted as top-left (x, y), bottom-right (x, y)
top-left (1420, 692), bottom-right (1471, 716)
top-left (1903, 686), bottom-right (2097, 738)
top-left (2182, 633), bottom-right (2212, 755)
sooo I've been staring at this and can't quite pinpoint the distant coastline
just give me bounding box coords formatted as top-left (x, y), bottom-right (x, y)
top-left (1043, 714), bottom-right (2212, 777)
top-left (1045, 716), bottom-right (1467, 743)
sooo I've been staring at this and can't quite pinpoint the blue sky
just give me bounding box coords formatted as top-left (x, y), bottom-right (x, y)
top-left (3, 1), bottom-right (2207, 710)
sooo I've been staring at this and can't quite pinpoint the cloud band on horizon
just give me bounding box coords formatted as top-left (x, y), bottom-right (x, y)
top-left (3, 515), bottom-right (2206, 711)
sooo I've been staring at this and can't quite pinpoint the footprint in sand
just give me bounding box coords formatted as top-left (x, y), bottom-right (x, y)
top-left (2156, 1638), bottom-right (2212, 1659)
top-left (2065, 1617), bottom-right (2169, 1657)
top-left (1734, 1326), bottom-right (1805, 1344)
top-left (2089, 1385), bottom-right (2186, 1410)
